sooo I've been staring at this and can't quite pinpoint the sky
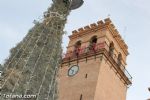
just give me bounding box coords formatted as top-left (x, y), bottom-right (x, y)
top-left (0, 0), bottom-right (150, 99)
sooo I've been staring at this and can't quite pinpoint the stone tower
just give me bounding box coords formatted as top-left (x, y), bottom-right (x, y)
top-left (58, 18), bottom-right (132, 100)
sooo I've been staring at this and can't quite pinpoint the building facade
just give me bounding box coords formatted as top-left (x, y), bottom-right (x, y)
top-left (58, 18), bottom-right (132, 100)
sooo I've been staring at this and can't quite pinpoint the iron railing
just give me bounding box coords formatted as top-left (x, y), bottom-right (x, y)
top-left (62, 42), bottom-right (132, 84)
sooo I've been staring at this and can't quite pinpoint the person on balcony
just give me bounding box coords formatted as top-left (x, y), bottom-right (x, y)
top-left (88, 36), bottom-right (97, 53)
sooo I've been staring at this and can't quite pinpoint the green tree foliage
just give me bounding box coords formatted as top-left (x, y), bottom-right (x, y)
top-left (0, 0), bottom-right (70, 100)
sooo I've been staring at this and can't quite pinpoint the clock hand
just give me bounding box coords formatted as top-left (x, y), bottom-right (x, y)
top-left (71, 70), bottom-right (75, 74)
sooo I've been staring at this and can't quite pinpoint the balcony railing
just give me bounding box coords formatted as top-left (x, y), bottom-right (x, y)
top-left (62, 42), bottom-right (106, 59)
top-left (62, 42), bottom-right (132, 85)
top-left (108, 54), bottom-right (132, 84)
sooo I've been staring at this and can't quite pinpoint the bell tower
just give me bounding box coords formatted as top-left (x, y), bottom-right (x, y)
top-left (58, 18), bottom-right (132, 100)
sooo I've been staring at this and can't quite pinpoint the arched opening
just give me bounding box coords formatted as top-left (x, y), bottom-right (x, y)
top-left (75, 41), bottom-right (81, 49)
top-left (109, 42), bottom-right (114, 57)
top-left (89, 36), bottom-right (97, 51)
top-left (90, 36), bottom-right (97, 44)
top-left (74, 40), bottom-right (82, 57)
top-left (117, 53), bottom-right (122, 66)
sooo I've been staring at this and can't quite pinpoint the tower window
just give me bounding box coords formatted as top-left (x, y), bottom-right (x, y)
top-left (75, 41), bottom-right (82, 48)
top-left (80, 94), bottom-right (83, 100)
top-left (109, 42), bottom-right (114, 57)
top-left (85, 74), bottom-right (88, 78)
top-left (89, 36), bottom-right (97, 51)
top-left (91, 36), bottom-right (97, 44)
top-left (117, 53), bottom-right (122, 66)
top-left (74, 41), bottom-right (82, 56)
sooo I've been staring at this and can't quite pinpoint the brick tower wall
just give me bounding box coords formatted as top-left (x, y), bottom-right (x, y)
top-left (94, 56), bottom-right (127, 100)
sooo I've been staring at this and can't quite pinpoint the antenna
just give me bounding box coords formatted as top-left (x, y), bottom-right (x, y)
top-left (107, 14), bottom-right (111, 18)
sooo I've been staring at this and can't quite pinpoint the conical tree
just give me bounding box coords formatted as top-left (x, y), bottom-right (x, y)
top-left (0, 0), bottom-right (84, 99)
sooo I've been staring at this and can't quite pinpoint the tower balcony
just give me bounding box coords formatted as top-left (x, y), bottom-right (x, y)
top-left (62, 42), bottom-right (132, 86)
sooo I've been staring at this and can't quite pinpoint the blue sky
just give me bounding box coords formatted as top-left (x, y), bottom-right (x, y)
top-left (0, 0), bottom-right (150, 99)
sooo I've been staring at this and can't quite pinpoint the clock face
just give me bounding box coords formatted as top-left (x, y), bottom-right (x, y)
top-left (68, 65), bottom-right (79, 76)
